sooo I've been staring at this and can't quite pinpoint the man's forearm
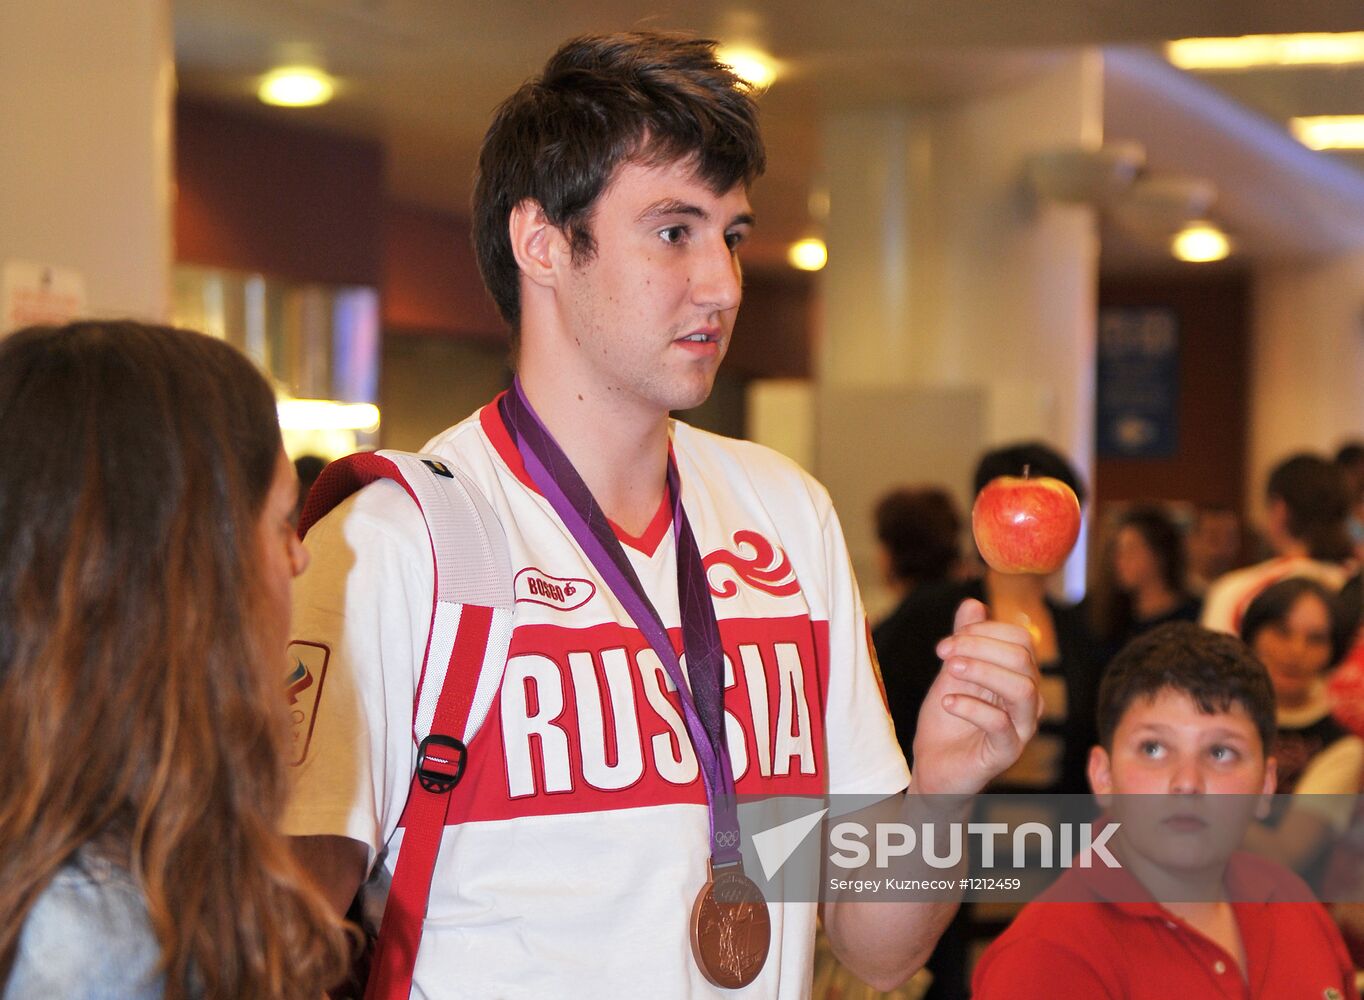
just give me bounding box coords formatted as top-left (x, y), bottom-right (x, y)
top-left (818, 788), bottom-right (972, 990)
top-left (821, 896), bottom-right (959, 991)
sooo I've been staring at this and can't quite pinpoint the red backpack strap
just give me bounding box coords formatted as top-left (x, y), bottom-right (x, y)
top-left (302, 451), bottom-right (513, 1000)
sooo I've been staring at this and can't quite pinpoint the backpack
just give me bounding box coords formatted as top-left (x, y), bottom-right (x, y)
top-left (299, 450), bottom-right (514, 1000)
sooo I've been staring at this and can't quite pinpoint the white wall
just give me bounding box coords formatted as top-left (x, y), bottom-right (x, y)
top-left (1250, 251), bottom-right (1364, 518)
top-left (799, 52), bottom-right (1103, 602)
top-left (0, 0), bottom-right (172, 324)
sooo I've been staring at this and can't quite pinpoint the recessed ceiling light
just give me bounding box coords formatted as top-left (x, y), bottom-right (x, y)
top-left (258, 66), bottom-right (335, 108)
top-left (787, 238), bottom-right (827, 272)
top-left (716, 45), bottom-right (779, 90)
top-left (1291, 115), bottom-right (1364, 150)
top-left (1171, 223), bottom-right (1231, 263)
top-left (1166, 32), bottom-right (1364, 70)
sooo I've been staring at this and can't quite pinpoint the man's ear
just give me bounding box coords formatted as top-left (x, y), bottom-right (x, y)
top-left (508, 199), bottom-right (567, 291)
top-left (1088, 744), bottom-right (1114, 805)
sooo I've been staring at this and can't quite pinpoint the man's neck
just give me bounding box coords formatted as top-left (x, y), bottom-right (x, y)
top-left (516, 364), bottom-right (671, 536)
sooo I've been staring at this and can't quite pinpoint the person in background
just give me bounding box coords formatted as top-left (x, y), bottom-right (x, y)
top-left (1185, 506), bottom-right (1246, 597)
top-left (870, 485), bottom-right (963, 633)
top-left (1238, 577), bottom-right (1363, 881)
top-left (1091, 504), bottom-right (1200, 662)
top-left (293, 454), bottom-right (328, 523)
top-left (1336, 442), bottom-right (1364, 563)
top-left (0, 322), bottom-right (351, 999)
top-left (873, 442), bottom-right (1100, 1000)
top-left (877, 441), bottom-right (1100, 793)
top-left (972, 622), bottom-right (1358, 1000)
top-left (1201, 453), bottom-right (1354, 635)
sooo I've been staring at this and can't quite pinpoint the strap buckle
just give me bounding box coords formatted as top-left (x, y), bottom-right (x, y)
top-left (416, 734), bottom-right (467, 794)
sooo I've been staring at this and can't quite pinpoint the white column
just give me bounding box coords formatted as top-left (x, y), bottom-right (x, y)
top-left (808, 52), bottom-right (1104, 607)
top-left (0, 0), bottom-right (173, 322)
top-left (1249, 252), bottom-right (1364, 518)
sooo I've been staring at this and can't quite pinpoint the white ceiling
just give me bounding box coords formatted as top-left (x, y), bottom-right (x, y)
top-left (173, 0), bottom-right (1364, 271)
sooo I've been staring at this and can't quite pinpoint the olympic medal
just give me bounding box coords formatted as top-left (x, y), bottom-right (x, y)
top-left (690, 864), bottom-right (771, 989)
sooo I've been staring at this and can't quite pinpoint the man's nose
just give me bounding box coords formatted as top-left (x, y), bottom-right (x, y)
top-left (692, 238), bottom-right (741, 312)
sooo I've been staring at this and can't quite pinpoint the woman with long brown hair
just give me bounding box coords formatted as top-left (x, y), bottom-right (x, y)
top-left (0, 321), bottom-right (351, 998)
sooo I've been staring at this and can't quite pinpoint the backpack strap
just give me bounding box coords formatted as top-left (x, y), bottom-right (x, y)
top-left (300, 450), bottom-right (514, 1000)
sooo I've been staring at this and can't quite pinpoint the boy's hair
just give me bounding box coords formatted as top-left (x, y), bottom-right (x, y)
top-left (472, 31), bottom-right (767, 345)
top-left (1097, 622), bottom-right (1275, 753)
top-left (972, 441), bottom-right (1087, 508)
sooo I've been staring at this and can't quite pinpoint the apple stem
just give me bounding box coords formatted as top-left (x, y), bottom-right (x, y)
top-left (1023, 463), bottom-right (1031, 479)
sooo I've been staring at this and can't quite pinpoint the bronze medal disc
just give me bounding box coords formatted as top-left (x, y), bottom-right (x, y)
top-left (690, 865), bottom-right (771, 989)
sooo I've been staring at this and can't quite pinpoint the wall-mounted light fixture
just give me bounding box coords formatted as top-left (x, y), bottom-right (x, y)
top-left (277, 398), bottom-right (380, 432)
top-left (787, 237), bottom-right (827, 272)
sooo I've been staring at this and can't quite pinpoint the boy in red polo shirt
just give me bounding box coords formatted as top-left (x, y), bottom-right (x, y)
top-left (973, 622), bottom-right (1358, 999)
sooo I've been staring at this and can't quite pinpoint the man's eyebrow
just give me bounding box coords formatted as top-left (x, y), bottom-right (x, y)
top-left (635, 200), bottom-right (757, 228)
top-left (637, 199), bottom-right (706, 222)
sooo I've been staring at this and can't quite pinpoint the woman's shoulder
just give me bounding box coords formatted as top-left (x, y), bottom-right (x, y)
top-left (5, 848), bottom-right (166, 1000)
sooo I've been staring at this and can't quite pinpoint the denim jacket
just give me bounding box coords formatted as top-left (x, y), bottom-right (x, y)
top-left (4, 845), bottom-right (167, 1000)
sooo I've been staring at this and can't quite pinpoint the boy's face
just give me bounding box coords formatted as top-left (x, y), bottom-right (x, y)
top-left (1088, 686), bottom-right (1276, 875)
top-left (551, 157), bottom-right (753, 418)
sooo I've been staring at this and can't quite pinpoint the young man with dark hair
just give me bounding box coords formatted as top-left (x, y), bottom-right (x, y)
top-left (973, 622), bottom-right (1358, 999)
top-left (285, 31), bottom-right (1040, 997)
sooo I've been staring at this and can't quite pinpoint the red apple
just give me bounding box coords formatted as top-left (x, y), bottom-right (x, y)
top-left (972, 473), bottom-right (1081, 575)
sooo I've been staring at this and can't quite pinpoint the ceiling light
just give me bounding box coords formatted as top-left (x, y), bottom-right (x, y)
top-left (1166, 32), bottom-right (1364, 70)
top-left (716, 45), bottom-right (779, 89)
top-left (1171, 223), bottom-right (1231, 263)
top-left (277, 399), bottom-right (380, 431)
top-left (258, 66), bottom-right (336, 108)
top-left (787, 238), bottom-right (827, 272)
top-left (1291, 115), bottom-right (1364, 150)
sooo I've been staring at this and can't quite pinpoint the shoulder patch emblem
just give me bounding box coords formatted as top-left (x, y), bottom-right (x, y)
top-left (286, 641), bottom-right (330, 766)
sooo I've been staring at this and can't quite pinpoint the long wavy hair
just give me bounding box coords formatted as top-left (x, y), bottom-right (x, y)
top-left (0, 322), bottom-right (350, 997)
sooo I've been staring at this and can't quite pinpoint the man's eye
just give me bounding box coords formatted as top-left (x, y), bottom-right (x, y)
top-left (659, 226), bottom-right (687, 245)
top-left (725, 230), bottom-right (745, 251)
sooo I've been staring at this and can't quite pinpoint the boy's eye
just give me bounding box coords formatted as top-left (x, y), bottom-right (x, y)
top-left (1138, 740), bottom-right (1164, 759)
top-left (1208, 744), bottom-right (1238, 763)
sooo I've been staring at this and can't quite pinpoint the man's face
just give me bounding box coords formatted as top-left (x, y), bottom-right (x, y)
top-left (556, 157), bottom-right (753, 416)
top-left (1088, 686), bottom-right (1275, 876)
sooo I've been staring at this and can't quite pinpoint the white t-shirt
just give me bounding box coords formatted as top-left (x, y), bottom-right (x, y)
top-left (284, 400), bottom-right (910, 1000)
top-left (1200, 555), bottom-right (1349, 635)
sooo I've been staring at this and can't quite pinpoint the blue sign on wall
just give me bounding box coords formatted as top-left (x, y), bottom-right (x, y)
top-left (1096, 307), bottom-right (1179, 459)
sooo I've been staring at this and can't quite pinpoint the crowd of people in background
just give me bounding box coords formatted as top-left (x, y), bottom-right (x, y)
top-left (867, 435), bottom-right (1364, 998)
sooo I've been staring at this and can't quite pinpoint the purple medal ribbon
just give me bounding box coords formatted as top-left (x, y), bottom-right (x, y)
top-left (500, 381), bottom-right (742, 866)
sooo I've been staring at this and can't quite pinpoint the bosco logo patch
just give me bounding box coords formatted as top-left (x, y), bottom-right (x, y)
top-left (285, 641), bottom-right (330, 766)
top-left (514, 567), bottom-right (595, 611)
